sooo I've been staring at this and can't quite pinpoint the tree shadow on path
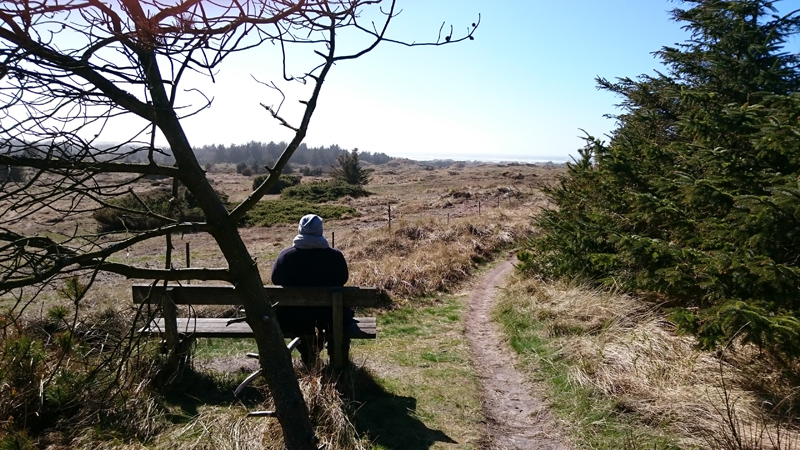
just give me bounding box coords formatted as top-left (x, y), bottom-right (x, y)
top-left (338, 365), bottom-right (457, 449)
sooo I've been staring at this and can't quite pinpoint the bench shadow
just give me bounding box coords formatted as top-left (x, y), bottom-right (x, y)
top-left (159, 367), bottom-right (265, 423)
top-left (336, 365), bottom-right (457, 449)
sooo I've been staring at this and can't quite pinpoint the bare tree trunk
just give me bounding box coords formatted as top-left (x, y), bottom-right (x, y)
top-left (137, 42), bottom-right (317, 450)
top-left (169, 136), bottom-right (316, 449)
top-left (216, 222), bottom-right (316, 448)
top-left (168, 121), bottom-right (316, 450)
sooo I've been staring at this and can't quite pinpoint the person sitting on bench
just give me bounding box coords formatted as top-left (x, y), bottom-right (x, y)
top-left (271, 213), bottom-right (352, 365)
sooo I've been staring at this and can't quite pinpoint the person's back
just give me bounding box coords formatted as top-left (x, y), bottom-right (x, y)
top-left (271, 246), bottom-right (347, 287)
top-left (270, 214), bottom-right (350, 364)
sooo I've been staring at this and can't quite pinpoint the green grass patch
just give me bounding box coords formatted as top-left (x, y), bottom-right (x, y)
top-left (192, 337), bottom-right (257, 361)
top-left (243, 199), bottom-right (358, 226)
top-left (492, 285), bottom-right (683, 450)
top-left (349, 295), bottom-right (483, 449)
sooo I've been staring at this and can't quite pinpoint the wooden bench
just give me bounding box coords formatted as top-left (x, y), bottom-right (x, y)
top-left (132, 284), bottom-right (379, 368)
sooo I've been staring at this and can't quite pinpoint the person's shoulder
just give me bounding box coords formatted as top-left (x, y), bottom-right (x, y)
top-left (276, 246), bottom-right (296, 258)
top-left (296, 246), bottom-right (342, 254)
top-left (328, 247), bottom-right (347, 261)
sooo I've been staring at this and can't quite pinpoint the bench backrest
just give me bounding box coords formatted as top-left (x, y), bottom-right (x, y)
top-left (132, 284), bottom-right (380, 308)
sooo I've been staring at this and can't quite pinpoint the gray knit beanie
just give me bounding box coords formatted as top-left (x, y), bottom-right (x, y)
top-left (298, 214), bottom-right (324, 236)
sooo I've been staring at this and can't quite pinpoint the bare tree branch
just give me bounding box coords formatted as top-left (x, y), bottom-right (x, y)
top-left (0, 154), bottom-right (180, 177)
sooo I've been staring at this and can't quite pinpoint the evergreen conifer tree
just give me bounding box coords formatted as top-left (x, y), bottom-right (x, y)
top-left (523, 0), bottom-right (800, 358)
top-left (330, 148), bottom-right (373, 185)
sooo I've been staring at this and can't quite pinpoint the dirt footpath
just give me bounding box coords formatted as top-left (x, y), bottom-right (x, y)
top-left (466, 259), bottom-right (573, 450)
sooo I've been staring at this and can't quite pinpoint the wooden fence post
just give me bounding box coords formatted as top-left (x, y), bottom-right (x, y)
top-left (185, 242), bottom-right (190, 285)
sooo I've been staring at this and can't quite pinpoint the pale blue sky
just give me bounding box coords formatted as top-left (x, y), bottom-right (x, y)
top-left (177, 0), bottom-right (800, 162)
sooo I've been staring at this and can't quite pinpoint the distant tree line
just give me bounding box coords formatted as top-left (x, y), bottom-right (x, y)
top-left (193, 141), bottom-right (392, 168)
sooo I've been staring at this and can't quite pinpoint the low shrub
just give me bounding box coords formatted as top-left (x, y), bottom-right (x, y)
top-left (301, 166), bottom-right (324, 176)
top-left (93, 185), bottom-right (229, 231)
top-left (280, 181), bottom-right (369, 203)
top-left (0, 303), bottom-right (164, 443)
top-left (1, 165), bottom-right (24, 182)
top-left (0, 335), bottom-right (47, 430)
top-left (252, 174), bottom-right (302, 194)
top-left (243, 199), bottom-right (358, 227)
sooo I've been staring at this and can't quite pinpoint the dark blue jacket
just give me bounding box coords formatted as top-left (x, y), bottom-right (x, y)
top-left (270, 247), bottom-right (348, 286)
top-left (270, 246), bottom-right (350, 335)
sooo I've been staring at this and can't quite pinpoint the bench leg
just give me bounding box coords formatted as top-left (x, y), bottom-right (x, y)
top-left (328, 337), bottom-right (350, 366)
top-left (332, 292), bottom-right (344, 368)
top-left (296, 333), bottom-right (351, 368)
top-left (342, 337), bottom-right (350, 364)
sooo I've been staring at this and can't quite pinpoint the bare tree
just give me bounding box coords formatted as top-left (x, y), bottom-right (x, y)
top-left (0, 1), bottom-right (477, 448)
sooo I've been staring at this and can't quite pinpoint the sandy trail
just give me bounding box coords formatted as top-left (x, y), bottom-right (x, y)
top-left (465, 258), bottom-right (573, 450)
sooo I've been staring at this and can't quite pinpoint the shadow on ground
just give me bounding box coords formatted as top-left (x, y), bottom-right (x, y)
top-left (159, 366), bottom-right (265, 422)
top-left (338, 365), bottom-right (457, 449)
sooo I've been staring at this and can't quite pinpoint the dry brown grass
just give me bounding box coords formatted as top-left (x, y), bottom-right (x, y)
top-left (2, 160), bottom-right (555, 312)
top-left (498, 275), bottom-right (800, 449)
top-left (338, 214), bottom-right (532, 300)
top-left (1, 160), bottom-right (557, 448)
